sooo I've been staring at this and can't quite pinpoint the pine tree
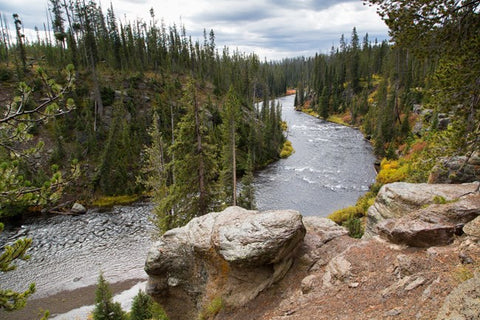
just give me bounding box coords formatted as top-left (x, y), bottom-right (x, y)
top-left (220, 86), bottom-right (241, 206)
top-left (237, 154), bottom-right (256, 210)
top-left (12, 14), bottom-right (26, 74)
top-left (157, 80), bottom-right (220, 230)
top-left (0, 223), bottom-right (36, 311)
top-left (319, 86), bottom-right (329, 119)
top-left (138, 112), bottom-right (170, 231)
top-left (92, 272), bottom-right (126, 320)
top-left (50, 0), bottom-right (66, 50)
top-left (129, 290), bottom-right (153, 320)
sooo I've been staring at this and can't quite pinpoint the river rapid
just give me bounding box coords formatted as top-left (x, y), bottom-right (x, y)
top-left (0, 94), bottom-right (376, 318)
top-left (255, 94), bottom-right (377, 215)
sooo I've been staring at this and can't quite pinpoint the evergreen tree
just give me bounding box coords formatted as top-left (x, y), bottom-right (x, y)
top-left (319, 86), bottom-right (329, 120)
top-left (12, 14), bottom-right (26, 74)
top-left (220, 86), bottom-right (241, 206)
top-left (157, 80), bottom-right (220, 230)
top-left (50, 0), bottom-right (66, 50)
top-left (367, 0), bottom-right (480, 155)
top-left (92, 272), bottom-right (126, 320)
top-left (138, 112), bottom-right (170, 231)
top-left (0, 223), bottom-right (35, 311)
top-left (129, 290), bottom-right (153, 320)
top-left (237, 154), bottom-right (256, 210)
top-left (348, 27), bottom-right (360, 94)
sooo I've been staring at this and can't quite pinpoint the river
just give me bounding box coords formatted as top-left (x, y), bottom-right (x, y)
top-left (254, 94), bottom-right (377, 215)
top-left (0, 94), bottom-right (376, 319)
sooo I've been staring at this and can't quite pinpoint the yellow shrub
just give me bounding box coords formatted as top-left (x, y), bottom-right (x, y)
top-left (327, 114), bottom-right (349, 126)
top-left (328, 206), bottom-right (364, 224)
top-left (356, 191), bottom-right (376, 213)
top-left (280, 140), bottom-right (295, 158)
top-left (376, 159), bottom-right (408, 185)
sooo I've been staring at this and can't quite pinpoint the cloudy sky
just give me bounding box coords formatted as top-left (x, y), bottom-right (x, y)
top-left (0, 0), bottom-right (389, 60)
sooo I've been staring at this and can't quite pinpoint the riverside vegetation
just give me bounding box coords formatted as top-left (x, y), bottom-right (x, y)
top-left (1, 0), bottom-right (479, 318)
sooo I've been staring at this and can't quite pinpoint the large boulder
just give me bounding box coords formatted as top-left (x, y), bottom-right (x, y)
top-left (375, 193), bottom-right (480, 247)
top-left (364, 182), bottom-right (480, 239)
top-left (145, 206), bottom-right (305, 320)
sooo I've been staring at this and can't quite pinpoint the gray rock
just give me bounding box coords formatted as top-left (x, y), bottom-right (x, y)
top-left (364, 182), bottom-right (480, 239)
top-left (71, 202), bottom-right (87, 214)
top-left (302, 216), bottom-right (348, 244)
top-left (213, 209), bottom-right (305, 266)
top-left (144, 206), bottom-right (305, 320)
top-left (463, 216), bottom-right (480, 238)
top-left (301, 274), bottom-right (321, 294)
top-left (436, 272), bottom-right (480, 320)
top-left (429, 153), bottom-right (480, 183)
top-left (375, 193), bottom-right (480, 247)
top-left (322, 255), bottom-right (352, 288)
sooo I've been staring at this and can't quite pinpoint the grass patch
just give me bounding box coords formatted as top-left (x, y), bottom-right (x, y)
top-left (304, 108), bottom-right (318, 117)
top-left (92, 194), bottom-right (140, 207)
top-left (198, 296), bottom-right (224, 320)
top-left (327, 114), bottom-right (349, 126)
top-left (280, 140), bottom-right (295, 158)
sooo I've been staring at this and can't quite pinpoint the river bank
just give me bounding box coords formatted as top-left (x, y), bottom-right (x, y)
top-left (1, 278), bottom-right (145, 320)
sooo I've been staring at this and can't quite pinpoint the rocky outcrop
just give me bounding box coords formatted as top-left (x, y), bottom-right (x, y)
top-left (429, 151), bottom-right (480, 184)
top-left (364, 182), bottom-right (480, 244)
top-left (144, 206), bottom-right (305, 320)
top-left (375, 193), bottom-right (480, 247)
top-left (143, 189), bottom-right (480, 320)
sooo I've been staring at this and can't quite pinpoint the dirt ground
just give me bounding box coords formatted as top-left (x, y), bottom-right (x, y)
top-left (217, 233), bottom-right (479, 320)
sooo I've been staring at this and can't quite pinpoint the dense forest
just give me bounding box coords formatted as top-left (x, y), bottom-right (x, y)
top-left (0, 0), bottom-right (478, 227)
top-left (0, 0), bottom-right (293, 227)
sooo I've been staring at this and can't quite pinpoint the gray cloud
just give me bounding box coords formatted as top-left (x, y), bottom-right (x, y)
top-left (265, 0), bottom-right (359, 11)
top-left (1, 0), bottom-right (389, 60)
top-left (191, 8), bottom-right (272, 23)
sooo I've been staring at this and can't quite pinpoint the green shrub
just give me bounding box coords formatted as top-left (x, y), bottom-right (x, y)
top-left (433, 195), bottom-right (447, 204)
top-left (0, 66), bottom-right (12, 81)
top-left (343, 216), bottom-right (363, 238)
top-left (130, 290), bottom-right (153, 320)
top-left (101, 86), bottom-right (116, 106)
